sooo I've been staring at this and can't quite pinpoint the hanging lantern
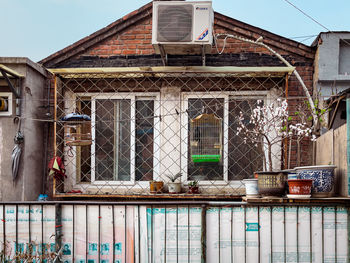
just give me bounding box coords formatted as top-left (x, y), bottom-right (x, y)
top-left (62, 113), bottom-right (92, 146)
top-left (190, 113), bottom-right (222, 163)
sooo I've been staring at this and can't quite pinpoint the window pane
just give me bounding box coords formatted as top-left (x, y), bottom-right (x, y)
top-left (78, 98), bottom-right (91, 182)
top-left (115, 100), bottom-right (131, 180)
top-left (135, 100), bottom-right (154, 181)
top-left (95, 100), bottom-right (131, 181)
top-left (188, 98), bottom-right (224, 181)
top-left (228, 99), bottom-right (264, 180)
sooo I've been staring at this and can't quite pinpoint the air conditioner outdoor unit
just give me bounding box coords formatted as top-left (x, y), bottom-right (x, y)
top-left (152, 1), bottom-right (214, 55)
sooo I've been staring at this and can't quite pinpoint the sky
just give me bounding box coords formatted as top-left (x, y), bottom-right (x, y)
top-left (1, 0), bottom-right (350, 62)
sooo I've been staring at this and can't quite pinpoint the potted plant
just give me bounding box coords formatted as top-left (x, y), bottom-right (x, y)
top-left (149, 180), bottom-right (164, 194)
top-left (165, 173), bottom-right (182, 194)
top-left (288, 102), bottom-right (336, 197)
top-left (188, 181), bottom-right (199, 194)
top-left (237, 99), bottom-right (315, 196)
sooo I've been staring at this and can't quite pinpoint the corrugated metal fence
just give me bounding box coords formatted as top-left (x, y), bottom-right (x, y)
top-left (0, 201), bottom-right (348, 262)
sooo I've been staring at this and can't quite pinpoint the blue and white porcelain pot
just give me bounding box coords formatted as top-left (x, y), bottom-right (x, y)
top-left (294, 165), bottom-right (336, 197)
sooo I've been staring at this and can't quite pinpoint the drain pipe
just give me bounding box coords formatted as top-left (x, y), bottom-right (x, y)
top-left (347, 95), bottom-right (350, 197)
top-left (215, 33), bottom-right (318, 127)
top-left (42, 78), bottom-right (51, 194)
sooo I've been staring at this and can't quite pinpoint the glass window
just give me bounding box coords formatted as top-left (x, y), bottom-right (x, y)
top-left (93, 98), bottom-right (155, 182)
top-left (187, 98), bottom-right (224, 181)
top-left (95, 100), bottom-right (131, 181)
top-left (185, 95), bottom-right (264, 182)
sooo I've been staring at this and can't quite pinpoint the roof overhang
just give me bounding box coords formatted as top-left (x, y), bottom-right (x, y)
top-left (49, 66), bottom-right (295, 79)
top-left (0, 64), bottom-right (24, 78)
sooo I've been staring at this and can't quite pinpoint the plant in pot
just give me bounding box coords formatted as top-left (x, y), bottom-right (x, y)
top-left (290, 101), bottom-right (336, 197)
top-left (149, 180), bottom-right (164, 194)
top-left (237, 99), bottom-right (315, 196)
top-left (165, 173), bottom-right (182, 194)
top-left (188, 181), bottom-right (199, 194)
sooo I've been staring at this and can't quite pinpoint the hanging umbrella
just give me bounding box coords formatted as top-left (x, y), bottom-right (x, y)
top-left (11, 130), bottom-right (24, 181)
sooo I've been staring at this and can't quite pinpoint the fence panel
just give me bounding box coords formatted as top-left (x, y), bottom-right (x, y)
top-left (0, 202), bottom-right (347, 262)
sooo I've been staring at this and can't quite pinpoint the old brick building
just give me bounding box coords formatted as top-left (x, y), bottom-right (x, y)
top-left (40, 1), bottom-right (315, 198)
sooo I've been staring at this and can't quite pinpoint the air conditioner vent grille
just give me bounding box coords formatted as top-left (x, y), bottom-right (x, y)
top-left (157, 5), bottom-right (193, 42)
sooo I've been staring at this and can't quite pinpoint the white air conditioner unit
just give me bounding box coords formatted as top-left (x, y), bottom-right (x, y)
top-left (152, 1), bottom-right (214, 55)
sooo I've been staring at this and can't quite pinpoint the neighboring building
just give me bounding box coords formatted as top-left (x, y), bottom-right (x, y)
top-left (312, 32), bottom-right (350, 196)
top-left (0, 57), bottom-right (49, 201)
top-left (313, 32), bottom-right (350, 130)
top-left (313, 32), bottom-right (350, 98)
top-left (39, 1), bottom-right (315, 198)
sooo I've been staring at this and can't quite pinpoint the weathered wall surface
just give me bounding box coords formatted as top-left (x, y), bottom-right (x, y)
top-left (316, 124), bottom-right (348, 196)
top-left (0, 203), bottom-right (347, 262)
top-left (0, 58), bottom-right (49, 201)
top-left (315, 32), bottom-right (350, 98)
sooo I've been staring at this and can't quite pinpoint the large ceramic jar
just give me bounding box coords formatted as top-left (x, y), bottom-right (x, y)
top-left (256, 171), bottom-right (288, 196)
top-left (294, 165), bottom-right (336, 197)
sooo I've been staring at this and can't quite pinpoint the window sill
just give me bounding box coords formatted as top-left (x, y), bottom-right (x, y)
top-left (243, 196), bottom-right (350, 205)
top-left (54, 192), bottom-right (243, 200)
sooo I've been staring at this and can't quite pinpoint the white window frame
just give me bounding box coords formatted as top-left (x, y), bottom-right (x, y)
top-left (0, 92), bottom-right (13, 116)
top-left (69, 92), bottom-right (160, 190)
top-left (181, 91), bottom-right (269, 187)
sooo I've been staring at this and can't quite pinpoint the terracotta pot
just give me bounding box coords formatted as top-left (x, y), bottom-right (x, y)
top-left (168, 182), bottom-right (182, 194)
top-left (188, 186), bottom-right (199, 194)
top-left (256, 171), bottom-right (288, 196)
top-left (288, 179), bottom-right (313, 195)
top-left (149, 181), bottom-right (164, 194)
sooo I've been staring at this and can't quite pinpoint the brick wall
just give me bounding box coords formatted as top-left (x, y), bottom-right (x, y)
top-left (46, 11), bottom-right (315, 187)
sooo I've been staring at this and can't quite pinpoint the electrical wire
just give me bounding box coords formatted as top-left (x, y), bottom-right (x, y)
top-left (289, 35), bottom-right (318, 39)
top-left (282, 0), bottom-right (331, 31)
top-left (282, 0), bottom-right (350, 47)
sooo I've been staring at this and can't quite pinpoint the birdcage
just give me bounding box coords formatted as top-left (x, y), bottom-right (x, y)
top-left (62, 113), bottom-right (92, 146)
top-left (190, 113), bottom-right (222, 163)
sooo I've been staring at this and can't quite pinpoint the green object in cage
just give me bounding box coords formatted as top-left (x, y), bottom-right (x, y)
top-left (191, 154), bottom-right (221, 163)
top-left (190, 113), bottom-right (223, 164)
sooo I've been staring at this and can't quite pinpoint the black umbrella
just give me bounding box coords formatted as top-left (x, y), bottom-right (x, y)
top-left (11, 122), bottom-right (24, 181)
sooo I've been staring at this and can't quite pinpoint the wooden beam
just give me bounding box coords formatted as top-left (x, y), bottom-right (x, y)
top-left (49, 66), bottom-right (295, 75)
top-left (0, 64), bottom-right (24, 78)
top-left (0, 69), bottom-right (20, 98)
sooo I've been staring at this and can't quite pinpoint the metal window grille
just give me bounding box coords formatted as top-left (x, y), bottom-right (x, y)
top-left (52, 68), bottom-right (303, 197)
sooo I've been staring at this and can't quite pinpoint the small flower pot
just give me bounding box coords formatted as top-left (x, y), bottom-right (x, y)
top-left (288, 179), bottom-right (313, 195)
top-left (149, 181), bottom-right (164, 194)
top-left (168, 182), bottom-right (182, 194)
top-left (188, 186), bottom-right (199, 194)
top-left (243, 179), bottom-right (259, 197)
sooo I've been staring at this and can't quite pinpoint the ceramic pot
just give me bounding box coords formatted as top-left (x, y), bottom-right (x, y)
top-left (168, 182), bottom-right (181, 194)
top-left (295, 165), bottom-right (336, 197)
top-left (282, 169), bottom-right (298, 180)
top-left (243, 179), bottom-right (259, 197)
top-left (256, 171), bottom-right (288, 196)
top-left (288, 179), bottom-right (313, 195)
top-left (188, 186), bottom-right (199, 194)
top-left (149, 181), bottom-right (164, 194)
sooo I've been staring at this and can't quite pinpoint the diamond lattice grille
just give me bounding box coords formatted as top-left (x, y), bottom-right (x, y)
top-left (53, 70), bottom-right (292, 196)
